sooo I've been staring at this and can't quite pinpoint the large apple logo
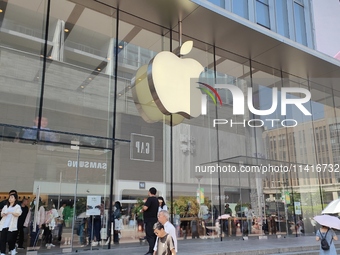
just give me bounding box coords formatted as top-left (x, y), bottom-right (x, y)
top-left (148, 41), bottom-right (204, 119)
top-left (132, 41), bottom-right (204, 125)
top-left (132, 64), bottom-right (185, 125)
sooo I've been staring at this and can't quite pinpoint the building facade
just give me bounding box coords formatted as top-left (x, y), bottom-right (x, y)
top-left (0, 0), bottom-right (340, 252)
top-left (312, 0), bottom-right (340, 58)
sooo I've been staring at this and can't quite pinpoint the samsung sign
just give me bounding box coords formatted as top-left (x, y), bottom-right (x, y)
top-left (67, 160), bottom-right (107, 169)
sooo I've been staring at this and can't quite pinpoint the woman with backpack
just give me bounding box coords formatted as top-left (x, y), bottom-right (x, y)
top-left (316, 225), bottom-right (338, 255)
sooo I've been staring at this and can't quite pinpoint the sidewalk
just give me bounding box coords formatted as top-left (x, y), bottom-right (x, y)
top-left (48, 235), bottom-right (340, 255)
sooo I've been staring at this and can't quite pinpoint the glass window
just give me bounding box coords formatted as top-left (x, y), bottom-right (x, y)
top-left (207, 0), bottom-right (225, 8)
top-left (294, 1), bottom-right (307, 46)
top-left (256, 0), bottom-right (270, 28)
top-left (275, 0), bottom-right (289, 37)
top-left (232, 0), bottom-right (248, 19)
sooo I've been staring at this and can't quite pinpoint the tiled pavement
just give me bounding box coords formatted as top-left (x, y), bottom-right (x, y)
top-left (27, 234), bottom-right (340, 255)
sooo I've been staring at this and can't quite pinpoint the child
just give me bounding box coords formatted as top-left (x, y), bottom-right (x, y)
top-left (153, 222), bottom-right (176, 255)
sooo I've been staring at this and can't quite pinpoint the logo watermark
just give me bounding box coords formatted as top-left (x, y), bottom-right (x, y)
top-left (197, 80), bottom-right (312, 128)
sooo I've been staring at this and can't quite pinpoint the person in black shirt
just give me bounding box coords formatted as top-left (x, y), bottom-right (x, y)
top-left (140, 187), bottom-right (158, 255)
top-left (17, 198), bottom-right (29, 249)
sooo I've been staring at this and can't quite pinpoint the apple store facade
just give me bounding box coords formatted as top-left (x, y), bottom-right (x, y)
top-left (1, 0), bottom-right (340, 252)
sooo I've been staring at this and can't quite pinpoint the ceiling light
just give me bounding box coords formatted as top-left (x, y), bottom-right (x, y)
top-left (118, 45), bottom-right (123, 49)
top-left (0, 9), bottom-right (3, 13)
top-left (88, 77), bottom-right (92, 80)
top-left (48, 56), bottom-right (52, 59)
top-left (80, 85), bottom-right (85, 89)
top-left (107, 57), bottom-right (111, 61)
top-left (118, 93), bottom-right (122, 96)
top-left (97, 68), bottom-right (101, 71)
top-left (64, 28), bottom-right (69, 33)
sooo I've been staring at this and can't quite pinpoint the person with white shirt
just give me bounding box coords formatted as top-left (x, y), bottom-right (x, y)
top-left (158, 197), bottom-right (168, 212)
top-left (153, 210), bottom-right (177, 255)
top-left (0, 193), bottom-right (22, 255)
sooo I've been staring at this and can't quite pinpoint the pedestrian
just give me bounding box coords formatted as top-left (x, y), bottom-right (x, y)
top-left (153, 222), bottom-right (176, 255)
top-left (57, 203), bottom-right (66, 242)
top-left (154, 210), bottom-right (177, 254)
top-left (17, 197), bottom-right (29, 249)
top-left (113, 201), bottom-right (122, 244)
top-left (297, 216), bottom-right (305, 235)
top-left (158, 197), bottom-right (168, 212)
top-left (140, 187), bottom-right (158, 255)
top-left (27, 198), bottom-right (45, 248)
top-left (44, 203), bottom-right (58, 248)
top-left (316, 225), bottom-right (337, 255)
top-left (0, 193), bottom-right (22, 255)
top-left (224, 204), bottom-right (232, 236)
top-left (0, 190), bottom-right (18, 215)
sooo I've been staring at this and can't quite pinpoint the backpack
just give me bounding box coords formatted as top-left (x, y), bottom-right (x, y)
top-left (320, 229), bottom-right (332, 251)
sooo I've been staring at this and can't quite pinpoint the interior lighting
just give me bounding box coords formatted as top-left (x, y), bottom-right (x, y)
top-left (118, 45), bottom-right (123, 49)
top-left (64, 28), bottom-right (69, 33)
top-left (0, 9), bottom-right (3, 13)
top-left (80, 85), bottom-right (85, 89)
top-left (97, 68), bottom-right (101, 71)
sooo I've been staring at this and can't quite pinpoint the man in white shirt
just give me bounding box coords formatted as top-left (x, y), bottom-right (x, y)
top-left (153, 210), bottom-right (177, 254)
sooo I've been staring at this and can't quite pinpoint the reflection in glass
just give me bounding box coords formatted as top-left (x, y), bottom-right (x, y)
top-left (275, 0), bottom-right (289, 37)
top-left (208, 0), bottom-right (225, 8)
top-left (294, 2), bottom-right (307, 46)
top-left (256, 0), bottom-right (270, 28)
top-left (232, 0), bottom-right (248, 19)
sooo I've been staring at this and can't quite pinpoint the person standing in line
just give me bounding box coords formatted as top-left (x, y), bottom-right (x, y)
top-left (113, 201), bottom-right (122, 244)
top-left (224, 204), bottom-right (232, 236)
top-left (153, 222), bottom-right (176, 255)
top-left (44, 203), bottom-right (58, 248)
top-left (57, 203), bottom-right (66, 242)
top-left (158, 197), bottom-right (168, 212)
top-left (153, 210), bottom-right (177, 254)
top-left (140, 187), bottom-right (159, 255)
top-left (316, 225), bottom-right (337, 255)
top-left (17, 197), bottom-right (29, 249)
top-left (27, 198), bottom-right (45, 248)
top-left (0, 190), bottom-right (18, 215)
top-left (0, 193), bottom-right (22, 255)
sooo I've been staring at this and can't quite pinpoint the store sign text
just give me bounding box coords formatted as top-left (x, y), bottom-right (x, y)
top-left (67, 160), bottom-right (107, 169)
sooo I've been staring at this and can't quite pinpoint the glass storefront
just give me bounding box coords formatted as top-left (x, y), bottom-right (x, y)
top-left (0, 0), bottom-right (339, 253)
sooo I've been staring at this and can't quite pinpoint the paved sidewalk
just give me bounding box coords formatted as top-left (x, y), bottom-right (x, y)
top-left (47, 235), bottom-right (340, 255)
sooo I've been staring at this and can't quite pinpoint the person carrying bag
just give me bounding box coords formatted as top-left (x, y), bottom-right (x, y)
top-left (316, 225), bottom-right (338, 255)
